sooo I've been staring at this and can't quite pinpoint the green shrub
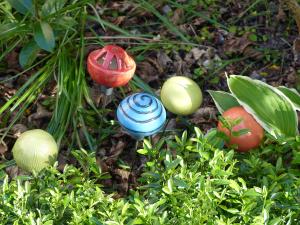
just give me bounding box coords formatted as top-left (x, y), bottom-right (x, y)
top-left (1, 128), bottom-right (299, 224)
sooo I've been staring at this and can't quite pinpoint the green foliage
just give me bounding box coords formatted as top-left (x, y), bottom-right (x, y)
top-left (209, 75), bottom-right (300, 139)
top-left (3, 0), bottom-right (81, 67)
top-left (6, 0), bottom-right (35, 15)
top-left (228, 75), bottom-right (298, 138)
top-left (33, 21), bottom-right (55, 52)
top-left (208, 90), bottom-right (240, 113)
top-left (0, 0), bottom-right (92, 145)
top-left (19, 40), bottom-right (40, 68)
top-left (277, 86), bottom-right (300, 110)
top-left (1, 129), bottom-right (299, 224)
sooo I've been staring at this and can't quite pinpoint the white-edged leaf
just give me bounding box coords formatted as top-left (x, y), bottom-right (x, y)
top-left (228, 75), bottom-right (298, 138)
top-left (277, 86), bottom-right (300, 110)
top-left (33, 22), bottom-right (55, 52)
top-left (41, 0), bottom-right (67, 16)
top-left (19, 40), bottom-right (40, 68)
top-left (6, 0), bottom-right (34, 15)
top-left (207, 90), bottom-right (240, 113)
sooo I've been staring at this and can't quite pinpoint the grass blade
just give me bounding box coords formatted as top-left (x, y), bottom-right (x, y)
top-left (138, 0), bottom-right (190, 43)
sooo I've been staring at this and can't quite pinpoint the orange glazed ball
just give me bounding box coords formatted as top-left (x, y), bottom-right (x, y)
top-left (217, 106), bottom-right (264, 152)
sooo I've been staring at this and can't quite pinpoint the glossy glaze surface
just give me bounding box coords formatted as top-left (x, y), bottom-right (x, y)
top-left (87, 45), bottom-right (136, 88)
top-left (161, 76), bottom-right (202, 115)
top-left (117, 93), bottom-right (166, 139)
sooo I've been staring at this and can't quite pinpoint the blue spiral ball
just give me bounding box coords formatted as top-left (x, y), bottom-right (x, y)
top-left (117, 93), bottom-right (166, 140)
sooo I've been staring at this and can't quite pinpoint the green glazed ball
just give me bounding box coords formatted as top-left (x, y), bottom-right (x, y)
top-left (161, 76), bottom-right (202, 115)
top-left (12, 129), bottom-right (58, 173)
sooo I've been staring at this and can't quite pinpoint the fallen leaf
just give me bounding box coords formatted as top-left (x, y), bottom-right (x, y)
top-left (114, 168), bottom-right (130, 180)
top-left (108, 1), bottom-right (135, 13)
top-left (286, 67), bottom-right (297, 85)
top-left (0, 141), bottom-right (8, 155)
top-left (5, 49), bottom-right (20, 70)
top-left (172, 50), bottom-right (185, 75)
top-left (28, 104), bottom-right (52, 122)
top-left (113, 168), bottom-right (130, 195)
top-left (12, 124), bottom-right (28, 137)
top-left (5, 166), bottom-right (20, 179)
top-left (157, 51), bottom-right (175, 73)
top-left (293, 37), bottom-right (300, 62)
top-left (224, 33), bottom-right (263, 59)
top-left (57, 153), bottom-right (69, 172)
top-left (190, 107), bottom-right (218, 124)
top-left (224, 33), bottom-right (253, 54)
top-left (136, 61), bottom-right (160, 83)
top-left (112, 16), bottom-right (126, 26)
top-left (186, 48), bottom-right (207, 61)
top-left (276, 2), bottom-right (286, 21)
top-left (171, 8), bottom-right (184, 25)
top-left (192, 17), bottom-right (206, 26)
top-left (105, 140), bottom-right (126, 165)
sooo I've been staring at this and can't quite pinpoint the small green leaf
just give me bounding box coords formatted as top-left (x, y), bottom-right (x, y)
top-left (219, 205), bottom-right (240, 214)
top-left (204, 128), bottom-right (225, 149)
top-left (269, 217), bottom-right (282, 225)
top-left (228, 75), bottom-right (298, 138)
top-left (249, 33), bottom-right (257, 42)
top-left (41, 0), bottom-right (67, 16)
top-left (6, 0), bottom-right (34, 15)
top-left (243, 189), bottom-right (261, 197)
top-left (229, 180), bottom-right (240, 192)
top-left (34, 22), bottom-right (55, 52)
top-left (162, 179), bottom-right (173, 194)
top-left (232, 128), bottom-right (250, 137)
top-left (137, 149), bottom-right (148, 155)
top-left (208, 90), bottom-right (240, 113)
top-left (173, 178), bottom-right (188, 189)
top-left (181, 130), bottom-right (187, 144)
top-left (165, 157), bottom-right (182, 171)
top-left (277, 86), bottom-right (300, 110)
top-left (19, 40), bottom-right (40, 68)
top-left (143, 139), bottom-right (152, 149)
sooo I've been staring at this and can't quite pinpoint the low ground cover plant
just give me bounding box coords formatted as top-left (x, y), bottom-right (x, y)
top-left (1, 0), bottom-right (300, 224)
top-left (1, 128), bottom-right (300, 224)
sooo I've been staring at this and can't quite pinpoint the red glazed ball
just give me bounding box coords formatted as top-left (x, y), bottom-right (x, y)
top-left (217, 106), bottom-right (264, 152)
top-left (87, 45), bottom-right (136, 88)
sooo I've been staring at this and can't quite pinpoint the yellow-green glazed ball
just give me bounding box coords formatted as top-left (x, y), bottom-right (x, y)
top-left (161, 76), bottom-right (202, 115)
top-left (12, 129), bottom-right (58, 173)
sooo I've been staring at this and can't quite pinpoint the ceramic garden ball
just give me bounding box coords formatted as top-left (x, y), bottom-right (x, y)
top-left (160, 76), bottom-right (202, 115)
top-left (12, 129), bottom-right (58, 173)
top-left (87, 45), bottom-right (136, 88)
top-left (117, 93), bottom-right (166, 140)
top-left (217, 106), bottom-right (264, 152)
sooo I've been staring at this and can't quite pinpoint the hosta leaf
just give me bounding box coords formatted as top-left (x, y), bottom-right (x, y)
top-left (208, 90), bottom-right (240, 113)
top-left (33, 22), bottom-right (55, 52)
top-left (277, 86), bottom-right (300, 110)
top-left (19, 40), bottom-right (40, 68)
top-left (6, 0), bottom-right (34, 15)
top-left (228, 75), bottom-right (298, 138)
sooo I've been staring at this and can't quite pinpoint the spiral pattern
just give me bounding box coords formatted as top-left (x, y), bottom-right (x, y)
top-left (117, 93), bottom-right (166, 139)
